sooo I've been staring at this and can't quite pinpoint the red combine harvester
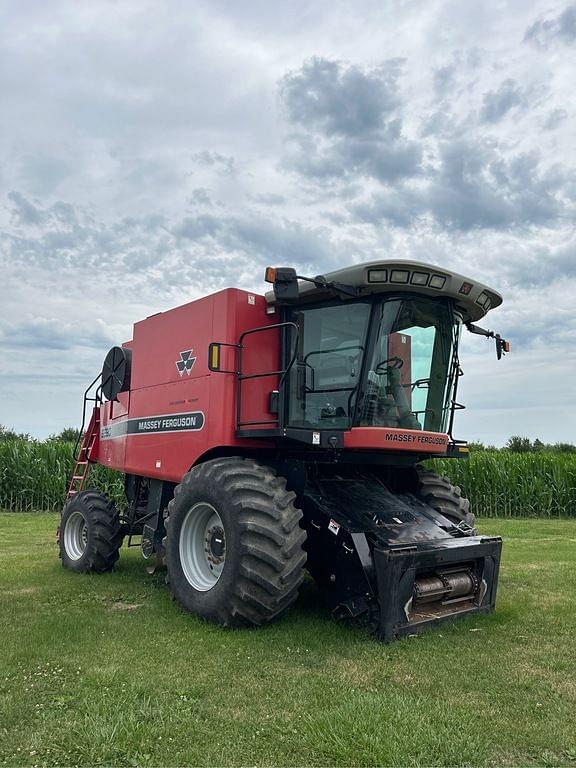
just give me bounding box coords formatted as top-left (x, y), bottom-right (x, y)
top-left (59, 260), bottom-right (509, 641)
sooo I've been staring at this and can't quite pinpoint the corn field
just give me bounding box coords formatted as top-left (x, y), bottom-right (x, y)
top-left (0, 439), bottom-right (575, 516)
top-left (0, 441), bottom-right (124, 512)
top-left (430, 452), bottom-right (576, 518)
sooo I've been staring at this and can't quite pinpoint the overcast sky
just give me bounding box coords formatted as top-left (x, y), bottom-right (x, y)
top-left (1, 0), bottom-right (575, 444)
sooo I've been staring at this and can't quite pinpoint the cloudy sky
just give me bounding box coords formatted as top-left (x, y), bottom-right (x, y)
top-left (1, 0), bottom-right (575, 444)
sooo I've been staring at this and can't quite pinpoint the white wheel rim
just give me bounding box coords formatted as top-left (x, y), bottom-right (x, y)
top-left (64, 510), bottom-right (88, 560)
top-left (179, 502), bottom-right (226, 591)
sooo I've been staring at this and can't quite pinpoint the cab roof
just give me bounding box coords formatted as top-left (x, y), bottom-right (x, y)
top-left (265, 260), bottom-right (503, 323)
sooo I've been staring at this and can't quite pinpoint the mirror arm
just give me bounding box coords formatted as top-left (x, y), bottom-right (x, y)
top-left (266, 266), bottom-right (361, 302)
top-left (301, 274), bottom-right (360, 299)
top-left (465, 323), bottom-right (510, 360)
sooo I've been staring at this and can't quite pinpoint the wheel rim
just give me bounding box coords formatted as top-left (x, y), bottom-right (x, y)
top-left (179, 502), bottom-right (226, 591)
top-left (64, 510), bottom-right (88, 560)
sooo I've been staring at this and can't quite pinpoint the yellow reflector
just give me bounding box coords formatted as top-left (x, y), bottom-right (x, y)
top-left (210, 343), bottom-right (220, 370)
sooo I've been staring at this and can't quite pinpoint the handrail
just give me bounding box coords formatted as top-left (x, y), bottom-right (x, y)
top-left (237, 321), bottom-right (299, 429)
top-left (73, 373), bottom-right (102, 459)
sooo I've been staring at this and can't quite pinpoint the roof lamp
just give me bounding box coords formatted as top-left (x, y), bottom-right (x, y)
top-left (410, 271), bottom-right (429, 286)
top-left (368, 269), bottom-right (388, 283)
top-left (390, 269), bottom-right (410, 284)
top-left (459, 281), bottom-right (473, 295)
top-left (429, 274), bottom-right (446, 289)
top-left (476, 291), bottom-right (491, 309)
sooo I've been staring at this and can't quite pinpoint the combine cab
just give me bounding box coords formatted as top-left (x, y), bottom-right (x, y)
top-left (58, 260), bottom-right (509, 641)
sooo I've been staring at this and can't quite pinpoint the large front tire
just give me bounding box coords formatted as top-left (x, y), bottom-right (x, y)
top-left (59, 490), bottom-right (123, 572)
top-left (164, 457), bottom-right (306, 627)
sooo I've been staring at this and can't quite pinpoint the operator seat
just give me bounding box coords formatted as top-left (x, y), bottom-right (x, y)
top-left (361, 369), bottom-right (421, 430)
top-left (387, 367), bottom-right (422, 430)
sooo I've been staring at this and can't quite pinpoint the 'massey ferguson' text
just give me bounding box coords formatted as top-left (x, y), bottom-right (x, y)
top-left (384, 432), bottom-right (447, 445)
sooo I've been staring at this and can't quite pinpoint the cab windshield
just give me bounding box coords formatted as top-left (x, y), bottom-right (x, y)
top-left (287, 297), bottom-right (459, 433)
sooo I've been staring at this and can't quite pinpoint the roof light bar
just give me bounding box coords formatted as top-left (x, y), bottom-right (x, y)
top-left (368, 267), bottom-right (450, 290)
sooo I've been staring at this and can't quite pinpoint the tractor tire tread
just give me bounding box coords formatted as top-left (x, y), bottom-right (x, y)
top-left (416, 466), bottom-right (476, 531)
top-left (60, 490), bottom-right (122, 573)
top-left (164, 456), bottom-right (306, 628)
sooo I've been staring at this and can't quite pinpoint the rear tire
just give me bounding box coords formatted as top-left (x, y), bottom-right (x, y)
top-left (416, 467), bottom-right (476, 532)
top-left (60, 490), bottom-right (123, 572)
top-left (164, 457), bottom-right (307, 627)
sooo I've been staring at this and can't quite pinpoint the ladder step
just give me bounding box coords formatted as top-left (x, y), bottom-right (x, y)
top-left (66, 407), bottom-right (100, 501)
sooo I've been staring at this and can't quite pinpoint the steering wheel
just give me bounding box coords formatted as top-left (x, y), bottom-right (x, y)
top-left (374, 356), bottom-right (404, 374)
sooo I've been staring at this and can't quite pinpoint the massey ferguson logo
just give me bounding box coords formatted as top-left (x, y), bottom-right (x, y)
top-left (176, 349), bottom-right (196, 376)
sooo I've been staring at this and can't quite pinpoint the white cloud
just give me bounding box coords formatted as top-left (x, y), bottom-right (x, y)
top-left (0, 0), bottom-right (575, 444)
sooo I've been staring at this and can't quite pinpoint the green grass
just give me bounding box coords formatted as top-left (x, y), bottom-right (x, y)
top-left (1, 515), bottom-right (575, 766)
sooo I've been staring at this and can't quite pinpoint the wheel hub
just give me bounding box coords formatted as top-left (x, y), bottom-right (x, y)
top-left (206, 526), bottom-right (225, 564)
top-left (63, 510), bottom-right (88, 561)
top-left (179, 503), bottom-right (226, 591)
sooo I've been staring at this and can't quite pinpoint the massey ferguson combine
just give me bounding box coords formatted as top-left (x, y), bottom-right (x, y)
top-left (59, 260), bottom-right (509, 642)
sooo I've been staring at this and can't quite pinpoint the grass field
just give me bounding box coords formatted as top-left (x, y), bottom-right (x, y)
top-left (1, 514), bottom-right (575, 767)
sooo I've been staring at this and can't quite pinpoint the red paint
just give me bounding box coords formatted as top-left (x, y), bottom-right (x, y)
top-left (344, 427), bottom-right (449, 454)
top-left (97, 289), bottom-right (277, 482)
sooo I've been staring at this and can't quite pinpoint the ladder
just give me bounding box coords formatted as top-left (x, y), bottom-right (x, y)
top-left (67, 406), bottom-right (101, 499)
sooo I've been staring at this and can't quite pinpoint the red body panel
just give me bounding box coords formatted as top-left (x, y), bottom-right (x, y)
top-left (344, 427), bottom-right (449, 454)
top-left (98, 289), bottom-right (279, 482)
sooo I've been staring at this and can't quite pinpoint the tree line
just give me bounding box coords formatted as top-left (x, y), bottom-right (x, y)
top-left (468, 437), bottom-right (576, 453)
top-left (0, 425), bottom-right (82, 443)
